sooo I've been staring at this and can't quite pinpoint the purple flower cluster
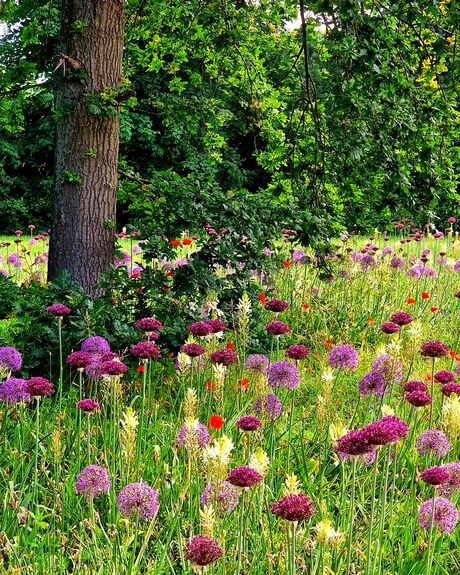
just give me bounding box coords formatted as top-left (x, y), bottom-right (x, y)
top-left (130, 341), bottom-right (160, 360)
top-left (187, 321), bottom-right (212, 337)
top-left (99, 359), bottom-right (128, 376)
top-left (27, 377), bottom-right (55, 397)
top-left (81, 336), bottom-right (111, 356)
top-left (403, 380), bottom-right (428, 393)
top-left (47, 303), bottom-right (71, 317)
top-left (438, 463), bottom-right (460, 498)
top-left (379, 322), bottom-right (400, 334)
top-left (0, 377), bottom-right (31, 403)
top-left (285, 344), bottom-right (310, 360)
top-left (201, 481), bottom-right (239, 515)
top-left (204, 319), bottom-right (227, 333)
top-left (267, 360), bottom-right (300, 390)
top-left (358, 372), bottom-right (386, 397)
top-left (116, 482), bottom-right (159, 520)
top-left (226, 466), bottom-right (263, 488)
top-left (0, 346), bottom-right (22, 372)
top-left (236, 415), bottom-right (262, 432)
top-left (180, 343), bottom-right (206, 357)
top-left (244, 354), bottom-right (269, 375)
top-left (328, 344), bottom-right (359, 371)
top-left (77, 399), bottom-right (100, 413)
top-left (420, 340), bottom-right (450, 359)
top-left (415, 430), bottom-right (450, 458)
top-left (209, 348), bottom-right (238, 366)
top-left (372, 354), bottom-right (402, 385)
top-left (177, 422), bottom-right (211, 449)
top-left (254, 394), bottom-right (282, 420)
top-left (434, 370), bottom-right (455, 384)
top-left (184, 535), bottom-right (224, 566)
top-left (363, 415), bottom-right (409, 446)
top-left (75, 465), bottom-right (110, 500)
top-left (420, 466), bottom-right (450, 486)
top-left (389, 311), bottom-right (414, 325)
top-left (441, 383), bottom-right (460, 397)
top-left (405, 390), bottom-right (432, 407)
top-left (418, 497), bottom-right (458, 534)
top-left (135, 317), bottom-right (163, 333)
top-left (270, 493), bottom-right (317, 522)
top-left (265, 321), bottom-right (291, 336)
top-left (264, 299), bottom-right (289, 312)
top-left (334, 429), bottom-right (374, 459)
top-left (66, 351), bottom-right (94, 369)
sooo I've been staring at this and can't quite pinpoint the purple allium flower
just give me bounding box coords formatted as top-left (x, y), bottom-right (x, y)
top-left (361, 254), bottom-right (376, 268)
top-left (236, 415), bottom-right (262, 432)
top-left (448, 217), bottom-right (456, 224)
top-left (99, 360), bottom-right (128, 376)
top-left (420, 466), bottom-right (450, 486)
top-left (328, 344), bottom-right (359, 371)
top-left (264, 298), bottom-right (289, 312)
top-left (0, 346), bottom-right (22, 372)
top-left (434, 370), bottom-right (455, 384)
top-left (7, 253), bottom-right (23, 268)
top-left (358, 372), bottom-right (386, 397)
top-left (270, 493), bottom-right (317, 522)
top-left (116, 482), bottom-right (159, 520)
top-left (209, 348), bottom-right (238, 366)
top-left (226, 466), bottom-right (263, 488)
top-left (204, 319), bottom-right (227, 333)
top-left (0, 377), bottom-right (31, 403)
top-left (47, 303), bottom-right (71, 316)
top-left (438, 463), bottom-right (460, 497)
top-left (285, 344), bottom-right (310, 361)
top-left (454, 261), bottom-right (460, 272)
top-left (363, 415), bottom-right (409, 446)
top-left (77, 399), bottom-right (100, 413)
top-left (66, 351), bottom-right (94, 369)
top-left (416, 430), bottom-right (450, 458)
top-left (184, 535), bottom-right (224, 566)
top-left (418, 497), bottom-right (459, 534)
top-left (201, 481), bottom-right (239, 515)
top-left (334, 429), bottom-right (374, 459)
top-left (75, 465), bottom-right (110, 501)
top-left (81, 336), bottom-right (111, 355)
top-left (265, 321), bottom-right (291, 336)
top-left (254, 394), bottom-right (282, 420)
top-left (372, 354), bottom-right (402, 385)
top-left (455, 291), bottom-right (460, 298)
top-left (389, 311), bottom-right (414, 326)
top-left (420, 340), bottom-right (450, 359)
top-left (180, 343), bottom-right (206, 357)
top-left (441, 383), bottom-right (460, 397)
top-left (135, 317), bottom-right (163, 333)
top-left (379, 322), bottom-right (400, 335)
top-left (187, 321), bottom-right (212, 337)
top-left (292, 249), bottom-right (307, 263)
top-left (177, 421), bottom-right (211, 449)
top-left (405, 390), bottom-right (432, 407)
top-left (27, 377), bottom-right (55, 397)
top-left (130, 341), bottom-right (160, 360)
top-left (382, 246), bottom-right (395, 256)
top-left (244, 354), bottom-right (269, 375)
top-left (403, 380), bottom-right (429, 393)
top-left (389, 256), bottom-right (405, 269)
top-left (267, 360), bottom-right (300, 390)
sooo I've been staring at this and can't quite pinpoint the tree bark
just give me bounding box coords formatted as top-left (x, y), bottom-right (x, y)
top-left (48, 0), bottom-right (125, 294)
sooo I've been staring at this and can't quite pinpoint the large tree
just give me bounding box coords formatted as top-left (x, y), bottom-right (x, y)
top-left (47, 0), bottom-right (125, 293)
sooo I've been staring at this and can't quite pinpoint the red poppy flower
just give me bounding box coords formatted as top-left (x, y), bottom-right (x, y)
top-left (238, 378), bottom-right (249, 388)
top-left (131, 273), bottom-right (140, 279)
top-left (424, 373), bottom-right (432, 381)
top-left (209, 415), bottom-right (225, 429)
top-left (303, 304), bottom-right (310, 310)
top-left (171, 240), bottom-right (181, 247)
top-left (166, 271), bottom-right (174, 277)
top-left (326, 339), bottom-right (332, 347)
top-left (259, 293), bottom-right (266, 304)
top-left (206, 380), bottom-right (216, 390)
top-left (111, 298), bottom-right (117, 305)
top-left (182, 238), bottom-right (192, 245)
top-left (282, 261), bottom-right (291, 268)
top-left (422, 292), bottom-right (430, 299)
top-left (367, 317), bottom-right (374, 323)
top-left (407, 298), bottom-right (415, 304)
top-left (164, 287), bottom-right (169, 292)
top-left (450, 351), bottom-right (456, 358)
top-left (167, 352), bottom-right (175, 357)
top-left (136, 288), bottom-right (143, 293)
top-left (137, 364), bottom-right (145, 373)
top-left (430, 307), bottom-right (438, 312)
top-left (226, 342), bottom-right (234, 350)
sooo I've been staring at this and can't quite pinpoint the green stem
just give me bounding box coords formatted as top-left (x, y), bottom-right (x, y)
top-left (345, 457), bottom-right (357, 575)
top-left (33, 397), bottom-right (40, 506)
top-left (237, 489), bottom-right (246, 575)
top-left (87, 414), bottom-right (91, 465)
top-left (365, 448), bottom-right (380, 575)
top-left (290, 521), bottom-right (297, 575)
top-left (425, 493), bottom-right (436, 575)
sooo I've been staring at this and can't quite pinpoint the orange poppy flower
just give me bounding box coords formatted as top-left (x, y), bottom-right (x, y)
top-left (282, 261), bottom-right (291, 268)
top-left (238, 378), bottom-right (249, 388)
top-left (259, 293), bottom-right (266, 304)
top-left (430, 307), bottom-right (438, 312)
top-left (209, 415), bottom-right (225, 429)
top-left (422, 292), bottom-right (430, 299)
top-left (407, 298), bottom-right (415, 304)
top-left (182, 238), bottom-right (192, 245)
top-left (226, 342), bottom-right (234, 350)
top-left (303, 303), bottom-right (310, 310)
top-left (171, 240), bottom-right (181, 247)
top-left (206, 380), bottom-right (216, 390)
top-left (137, 365), bottom-right (145, 373)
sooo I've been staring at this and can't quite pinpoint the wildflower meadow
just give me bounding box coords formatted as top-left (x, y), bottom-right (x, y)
top-left (0, 220), bottom-right (460, 575)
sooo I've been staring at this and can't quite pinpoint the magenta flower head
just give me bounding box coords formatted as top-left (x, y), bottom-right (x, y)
top-left (187, 321), bottom-right (212, 337)
top-left (389, 311), bottom-right (414, 326)
top-left (359, 372), bottom-right (385, 397)
top-left (270, 493), bottom-right (317, 522)
top-left (418, 497), bottom-right (459, 534)
top-left (416, 430), bottom-right (450, 458)
top-left (27, 377), bottom-right (55, 398)
top-left (227, 466), bottom-right (263, 488)
top-left (201, 481), bottom-right (239, 515)
top-left (448, 217), bottom-right (456, 224)
top-left (254, 394), bottom-right (282, 420)
top-left (405, 390), bottom-right (432, 407)
top-left (363, 415), bottom-right (409, 446)
top-left (267, 360), bottom-right (300, 390)
top-left (99, 359), bottom-right (128, 376)
top-left (264, 298), bottom-right (289, 312)
top-left (265, 321), bottom-right (291, 336)
top-left (66, 351), bottom-right (94, 369)
top-left (434, 370), bottom-right (455, 384)
top-left (244, 354), bottom-right (269, 375)
top-left (420, 466), bottom-right (450, 486)
top-left (77, 398), bottom-right (100, 413)
top-left (180, 343), bottom-right (206, 357)
top-left (420, 340), bottom-right (450, 359)
top-left (135, 317), bottom-right (163, 333)
top-left (177, 421), bottom-right (211, 449)
top-left (204, 319), bottom-right (227, 334)
top-left (236, 415), bottom-right (262, 432)
top-left (75, 465), bottom-right (110, 501)
top-left (47, 303), bottom-right (71, 317)
top-left (441, 383), bottom-right (460, 397)
top-left (116, 481), bottom-right (159, 520)
top-left (130, 341), bottom-right (160, 360)
top-left (209, 348), bottom-right (238, 366)
top-left (404, 380), bottom-right (429, 393)
top-left (438, 463), bottom-right (460, 497)
top-left (81, 336), bottom-right (111, 355)
top-left (372, 354), bottom-right (402, 385)
top-left (334, 429), bottom-right (373, 459)
top-left (184, 535), bottom-right (224, 566)
top-left (285, 344), bottom-right (310, 361)
top-left (0, 346), bottom-right (22, 372)
top-left (328, 344), bottom-right (359, 371)
top-left (0, 377), bottom-right (31, 403)
top-left (379, 322), bottom-right (400, 335)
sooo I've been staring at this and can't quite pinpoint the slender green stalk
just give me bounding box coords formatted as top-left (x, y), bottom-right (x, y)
top-left (345, 457), bottom-right (357, 575)
top-left (365, 448), bottom-right (380, 575)
top-left (290, 521), bottom-right (297, 575)
top-left (57, 317), bottom-right (63, 412)
top-left (33, 396), bottom-right (41, 506)
top-left (425, 493), bottom-right (437, 575)
top-left (237, 489), bottom-right (246, 575)
top-left (87, 413), bottom-right (91, 465)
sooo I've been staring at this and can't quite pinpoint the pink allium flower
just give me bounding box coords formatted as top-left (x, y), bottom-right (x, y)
top-left (420, 340), bottom-right (450, 359)
top-left (184, 535), bottom-right (223, 566)
top-left (27, 377), bottom-right (55, 397)
top-left (405, 390), bottom-right (432, 407)
top-left (135, 317), bottom-right (163, 332)
top-left (236, 415), bottom-right (262, 432)
top-left (75, 465), bottom-right (110, 501)
top-left (77, 399), bottom-right (100, 413)
top-left (81, 336), bottom-right (111, 355)
top-left (47, 303), bottom-right (71, 316)
top-left (209, 348), bottom-right (238, 366)
top-left (226, 466), bottom-right (263, 488)
top-left (66, 351), bottom-right (94, 368)
top-left (264, 298), bottom-right (289, 312)
top-left (265, 321), bottom-right (291, 336)
top-left (285, 344), bottom-right (310, 360)
top-left (418, 497), bottom-right (458, 534)
top-left (363, 415), bottom-right (409, 446)
top-left (204, 319), bottom-right (227, 333)
top-left (180, 343), bottom-right (206, 357)
top-left (416, 430), bottom-right (449, 458)
top-left (187, 321), bottom-right (212, 337)
top-left (379, 322), bottom-right (400, 334)
top-left (434, 370), bottom-right (455, 384)
top-left (441, 383), bottom-right (460, 397)
top-left (270, 493), bottom-right (317, 522)
top-left (420, 466), bottom-right (450, 486)
top-left (116, 482), bottom-right (159, 520)
top-left (403, 380), bottom-right (429, 393)
top-left (130, 341), bottom-right (160, 360)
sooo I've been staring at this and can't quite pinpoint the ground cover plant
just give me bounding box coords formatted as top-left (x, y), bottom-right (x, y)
top-left (0, 218), bottom-right (460, 574)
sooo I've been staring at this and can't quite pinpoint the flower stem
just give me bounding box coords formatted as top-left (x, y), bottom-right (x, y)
top-left (345, 457), bottom-right (357, 575)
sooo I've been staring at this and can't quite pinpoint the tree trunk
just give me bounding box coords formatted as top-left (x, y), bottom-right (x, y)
top-left (48, 0), bottom-right (125, 294)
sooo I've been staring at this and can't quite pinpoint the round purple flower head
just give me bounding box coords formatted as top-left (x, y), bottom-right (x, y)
top-left (116, 481), bottom-right (159, 520)
top-left (184, 535), bottom-right (224, 566)
top-left (244, 354), bottom-right (269, 375)
top-left (0, 346), bottom-right (22, 372)
top-left (187, 321), bottom-right (212, 337)
top-left (0, 377), bottom-right (31, 403)
top-left (270, 493), bottom-right (317, 522)
top-left (438, 463), bottom-right (460, 498)
top-left (416, 430), bottom-right (449, 458)
top-left (292, 249), bottom-right (307, 263)
top-left (420, 340), bottom-right (450, 359)
top-left (254, 394), bottom-right (282, 420)
top-left (130, 341), bottom-right (160, 360)
top-left (201, 481), bottom-right (239, 515)
top-left (405, 390), bottom-right (432, 407)
top-left (372, 354), bottom-right (402, 385)
top-left (379, 322), bottom-right (400, 335)
top-left (47, 303), bottom-right (71, 317)
top-left (177, 421), bottom-right (211, 449)
top-left (75, 465), bottom-right (110, 501)
top-left (285, 344), bottom-right (310, 361)
top-left (363, 415), bottom-right (409, 446)
top-left (328, 344), bottom-right (359, 371)
top-left (434, 370), bottom-right (455, 384)
top-left (135, 317), bottom-right (163, 333)
top-left (81, 336), bottom-right (111, 355)
top-left (236, 415), bottom-right (262, 432)
top-left (265, 321), bottom-right (291, 336)
top-left (267, 360), bottom-right (300, 390)
top-left (180, 343), bottom-right (206, 357)
top-left (441, 383), bottom-right (460, 397)
top-left (358, 372), bottom-right (386, 397)
top-left (100, 360), bottom-right (128, 376)
top-left (334, 429), bottom-right (373, 459)
top-left (404, 380), bottom-right (429, 393)
top-left (389, 311), bottom-right (414, 326)
top-left (264, 298), bottom-right (289, 312)
top-left (66, 351), bottom-right (94, 369)
top-left (389, 256), bottom-right (405, 269)
top-left (204, 319), bottom-right (227, 334)
top-left (420, 466), bottom-right (450, 486)
top-left (27, 377), bottom-right (55, 397)
top-left (77, 398), bottom-right (100, 413)
top-left (418, 497), bottom-right (459, 534)
top-left (227, 466), bottom-right (263, 488)
top-left (209, 348), bottom-right (238, 366)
